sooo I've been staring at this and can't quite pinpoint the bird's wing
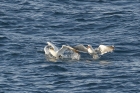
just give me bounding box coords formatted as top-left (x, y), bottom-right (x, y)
top-left (47, 42), bottom-right (58, 51)
top-left (73, 44), bottom-right (88, 53)
top-left (57, 45), bottom-right (70, 55)
top-left (58, 45), bottom-right (80, 54)
top-left (44, 45), bottom-right (50, 54)
top-left (98, 45), bottom-right (114, 55)
top-left (64, 45), bottom-right (80, 60)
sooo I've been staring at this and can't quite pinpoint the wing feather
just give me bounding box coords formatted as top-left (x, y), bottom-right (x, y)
top-left (57, 45), bottom-right (69, 54)
top-left (47, 42), bottom-right (58, 51)
top-left (73, 44), bottom-right (88, 53)
top-left (44, 45), bottom-right (50, 54)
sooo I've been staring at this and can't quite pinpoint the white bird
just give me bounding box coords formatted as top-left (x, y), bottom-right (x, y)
top-left (98, 45), bottom-right (115, 55)
top-left (73, 44), bottom-right (114, 59)
top-left (44, 42), bottom-right (80, 59)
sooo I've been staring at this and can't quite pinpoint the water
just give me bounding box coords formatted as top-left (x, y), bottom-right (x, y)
top-left (0, 0), bottom-right (140, 93)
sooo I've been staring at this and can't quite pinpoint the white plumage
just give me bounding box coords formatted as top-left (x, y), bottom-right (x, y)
top-left (73, 44), bottom-right (114, 59)
top-left (44, 42), bottom-right (80, 60)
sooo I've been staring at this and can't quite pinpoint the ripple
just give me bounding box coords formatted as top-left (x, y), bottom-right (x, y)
top-left (41, 65), bottom-right (68, 72)
top-left (0, 35), bottom-right (8, 40)
top-left (0, 0), bottom-right (140, 92)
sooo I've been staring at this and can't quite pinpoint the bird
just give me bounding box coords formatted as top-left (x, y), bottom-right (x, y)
top-left (44, 42), bottom-right (80, 60)
top-left (73, 44), bottom-right (114, 59)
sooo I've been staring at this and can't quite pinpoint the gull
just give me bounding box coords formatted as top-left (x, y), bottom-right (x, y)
top-left (44, 42), bottom-right (80, 59)
top-left (73, 44), bottom-right (114, 59)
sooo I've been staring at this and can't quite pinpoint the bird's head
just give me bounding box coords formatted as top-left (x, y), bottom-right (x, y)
top-left (109, 45), bottom-right (115, 50)
top-left (87, 45), bottom-right (91, 49)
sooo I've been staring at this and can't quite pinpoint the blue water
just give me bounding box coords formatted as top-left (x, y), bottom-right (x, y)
top-left (0, 0), bottom-right (140, 93)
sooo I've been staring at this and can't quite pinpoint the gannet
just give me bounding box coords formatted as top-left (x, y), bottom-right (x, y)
top-left (44, 42), bottom-right (79, 59)
top-left (73, 44), bottom-right (114, 59)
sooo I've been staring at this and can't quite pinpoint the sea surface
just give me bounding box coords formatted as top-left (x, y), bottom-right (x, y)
top-left (0, 0), bottom-right (140, 93)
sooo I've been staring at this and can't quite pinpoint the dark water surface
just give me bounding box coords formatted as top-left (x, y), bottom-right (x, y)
top-left (0, 0), bottom-right (140, 93)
